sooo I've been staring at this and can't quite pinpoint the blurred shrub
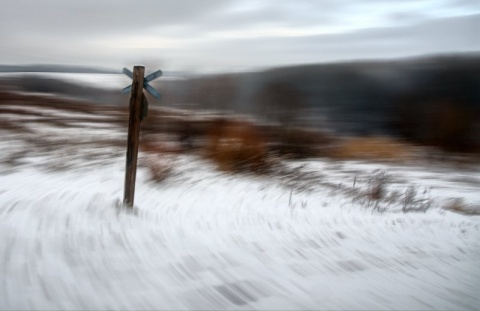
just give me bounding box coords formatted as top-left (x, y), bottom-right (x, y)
top-left (141, 140), bottom-right (184, 154)
top-left (205, 119), bottom-right (269, 173)
top-left (392, 97), bottom-right (478, 153)
top-left (425, 101), bottom-right (477, 153)
top-left (264, 127), bottom-right (333, 159)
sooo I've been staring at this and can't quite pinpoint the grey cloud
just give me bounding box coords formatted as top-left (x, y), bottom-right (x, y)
top-left (1, 0), bottom-right (475, 40)
top-left (452, 0), bottom-right (480, 9)
top-left (163, 13), bottom-right (480, 71)
top-left (152, 0), bottom-right (351, 41)
top-left (0, 0), bottom-right (479, 71)
top-left (0, 0), bottom-right (235, 38)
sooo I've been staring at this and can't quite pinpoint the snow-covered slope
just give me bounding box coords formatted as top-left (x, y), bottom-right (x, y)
top-left (0, 101), bottom-right (479, 310)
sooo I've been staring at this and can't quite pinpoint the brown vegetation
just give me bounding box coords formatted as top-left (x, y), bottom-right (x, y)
top-left (329, 136), bottom-right (413, 161)
top-left (260, 126), bottom-right (333, 158)
top-left (444, 198), bottom-right (480, 216)
top-left (2, 90), bottom-right (477, 174)
top-left (205, 119), bottom-right (270, 173)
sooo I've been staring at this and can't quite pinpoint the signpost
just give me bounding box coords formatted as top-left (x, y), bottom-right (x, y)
top-left (122, 66), bottom-right (162, 207)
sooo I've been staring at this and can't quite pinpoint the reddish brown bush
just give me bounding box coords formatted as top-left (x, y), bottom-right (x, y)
top-left (205, 119), bottom-right (269, 173)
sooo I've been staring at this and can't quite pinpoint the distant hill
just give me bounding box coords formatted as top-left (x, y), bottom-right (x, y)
top-left (0, 64), bottom-right (118, 74)
top-left (157, 53), bottom-right (480, 138)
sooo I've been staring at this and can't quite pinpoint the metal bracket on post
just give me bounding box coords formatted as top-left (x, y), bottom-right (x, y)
top-left (122, 66), bottom-right (162, 207)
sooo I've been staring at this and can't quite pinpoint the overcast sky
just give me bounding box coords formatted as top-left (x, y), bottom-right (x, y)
top-left (0, 0), bottom-right (479, 72)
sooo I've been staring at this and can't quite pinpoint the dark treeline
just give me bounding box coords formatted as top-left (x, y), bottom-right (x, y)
top-left (158, 53), bottom-right (480, 152)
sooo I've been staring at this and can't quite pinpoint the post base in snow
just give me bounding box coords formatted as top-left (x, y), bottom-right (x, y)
top-left (123, 199), bottom-right (134, 208)
top-left (114, 199), bottom-right (139, 215)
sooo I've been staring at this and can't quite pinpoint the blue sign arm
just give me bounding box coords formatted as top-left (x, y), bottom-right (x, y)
top-left (122, 67), bottom-right (162, 99)
top-left (144, 70), bottom-right (163, 83)
top-left (144, 83), bottom-right (161, 99)
top-left (122, 67), bottom-right (133, 79)
top-left (122, 85), bottom-right (132, 95)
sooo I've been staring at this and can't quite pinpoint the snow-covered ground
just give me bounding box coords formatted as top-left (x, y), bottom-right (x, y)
top-left (1, 103), bottom-right (479, 310)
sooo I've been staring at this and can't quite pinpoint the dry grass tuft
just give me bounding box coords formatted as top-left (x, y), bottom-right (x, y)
top-left (142, 153), bottom-right (175, 183)
top-left (354, 170), bottom-right (434, 213)
top-left (444, 199), bottom-right (480, 215)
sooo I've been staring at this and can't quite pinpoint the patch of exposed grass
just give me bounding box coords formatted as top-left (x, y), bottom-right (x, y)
top-left (329, 136), bottom-right (413, 162)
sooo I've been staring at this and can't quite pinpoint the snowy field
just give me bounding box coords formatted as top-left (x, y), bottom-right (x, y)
top-left (1, 99), bottom-right (480, 310)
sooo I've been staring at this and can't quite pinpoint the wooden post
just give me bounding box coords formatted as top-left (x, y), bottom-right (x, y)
top-left (124, 66), bottom-right (145, 207)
